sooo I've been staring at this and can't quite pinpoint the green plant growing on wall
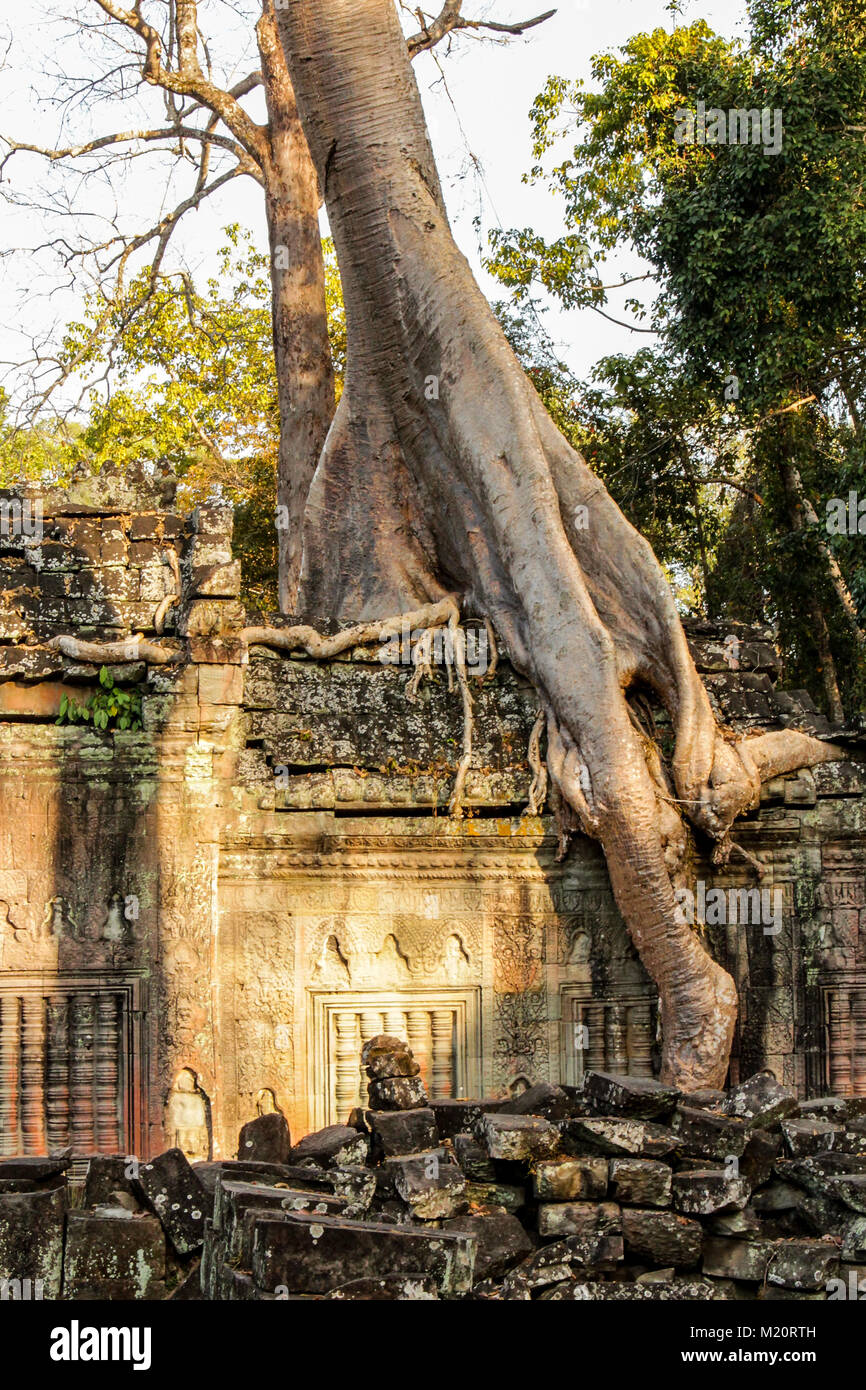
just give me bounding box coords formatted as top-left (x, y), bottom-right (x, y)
top-left (56, 667), bottom-right (143, 733)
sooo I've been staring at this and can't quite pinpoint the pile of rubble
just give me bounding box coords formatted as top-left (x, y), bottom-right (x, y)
top-left (3, 1043), bottom-right (866, 1300)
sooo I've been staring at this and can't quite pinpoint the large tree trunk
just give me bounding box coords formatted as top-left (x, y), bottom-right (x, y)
top-left (275, 0), bottom-right (841, 1088)
top-left (257, 1), bottom-right (335, 614)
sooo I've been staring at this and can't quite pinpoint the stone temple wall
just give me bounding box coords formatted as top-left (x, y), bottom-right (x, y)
top-left (0, 472), bottom-right (864, 1161)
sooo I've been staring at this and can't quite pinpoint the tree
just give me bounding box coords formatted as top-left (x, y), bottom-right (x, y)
top-left (2, 0), bottom-right (554, 612)
top-left (269, 0), bottom-right (843, 1089)
top-left (487, 0), bottom-right (866, 716)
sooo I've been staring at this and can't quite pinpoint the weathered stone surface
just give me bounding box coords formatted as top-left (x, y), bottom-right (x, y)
top-left (237, 1112), bottom-right (291, 1165)
top-left (361, 1034), bottom-right (421, 1080)
top-left (289, 1125), bottom-right (369, 1169)
top-left (533, 1157), bottom-right (608, 1202)
top-left (672, 1170), bottom-right (750, 1216)
top-left (670, 1105), bottom-right (747, 1160)
top-left (502, 1232), bottom-right (624, 1294)
top-left (251, 1211), bottom-right (476, 1295)
top-left (136, 1148), bottom-right (208, 1256)
top-left (766, 1239), bottom-right (840, 1291)
top-left (608, 1158), bottom-right (672, 1208)
top-left (827, 1174), bottom-right (866, 1214)
top-left (387, 1151), bottom-right (468, 1219)
top-left (0, 1184), bottom-right (65, 1299)
top-left (798, 1097), bottom-right (852, 1123)
top-left (63, 1211), bottom-right (165, 1299)
top-left (541, 1278), bottom-right (725, 1301)
top-left (454, 1133), bottom-right (496, 1181)
top-left (562, 1117), bottom-right (679, 1158)
top-left (431, 1099), bottom-right (504, 1140)
top-left (582, 1072), bottom-right (679, 1120)
top-left (703, 1237), bottom-right (778, 1282)
top-left (477, 1114), bottom-right (560, 1163)
top-left (621, 1209), bottom-right (702, 1267)
top-left (741, 1128), bottom-right (782, 1189)
top-left (367, 1076), bottom-right (429, 1111)
top-left (538, 1200), bottom-right (621, 1241)
top-left (442, 1212), bottom-right (533, 1281)
top-left (325, 1275), bottom-right (439, 1300)
top-left (0, 1156), bottom-right (70, 1184)
top-left (781, 1117), bottom-right (846, 1158)
top-left (464, 1181), bottom-right (526, 1213)
top-left (84, 1155), bottom-right (141, 1210)
top-left (500, 1082), bottom-right (572, 1121)
top-left (215, 1178), bottom-right (347, 1260)
top-left (366, 1107), bottom-right (438, 1157)
top-left (723, 1072), bottom-right (799, 1129)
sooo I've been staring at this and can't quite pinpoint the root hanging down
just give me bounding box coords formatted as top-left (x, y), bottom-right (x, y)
top-left (526, 708), bottom-right (548, 816)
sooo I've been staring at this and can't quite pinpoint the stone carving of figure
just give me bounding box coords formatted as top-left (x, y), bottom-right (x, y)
top-left (443, 933), bottom-right (470, 984)
top-left (255, 1087), bottom-right (282, 1117)
top-left (313, 933), bottom-right (351, 987)
top-left (102, 894), bottom-right (127, 943)
top-left (165, 1067), bottom-right (210, 1161)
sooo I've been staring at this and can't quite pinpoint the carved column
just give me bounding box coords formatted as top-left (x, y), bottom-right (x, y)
top-left (0, 994), bottom-right (21, 1155)
top-left (430, 1009), bottom-right (454, 1099)
top-left (586, 1003), bottom-right (606, 1074)
top-left (334, 1010), bottom-right (360, 1122)
top-left (852, 992), bottom-right (866, 1098)
top-left (95, 994), bottom-right (121, 1150)
top-left (70, 994), bottom-right (96, 1152)
top-left (20, 995), bottom-right (46, 1154)
top-left (828, 988), bottom-right (853, 1096)
top-left (384, 1008), bottom-right (406, 1041)
top-left (627, 1001), bottom-right (654, 1078)
top-left (605, 1002), bottom-right (629, 1074)
top-left (45, 995), bottom-right (70, 1151)
top-left (407, 1009), bottom-right (431, 1089)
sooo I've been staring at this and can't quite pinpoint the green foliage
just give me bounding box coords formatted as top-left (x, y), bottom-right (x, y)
top-left (490, 0), bottom-right (866, 713)
top-left (56, 667), bottom-right (143, 733)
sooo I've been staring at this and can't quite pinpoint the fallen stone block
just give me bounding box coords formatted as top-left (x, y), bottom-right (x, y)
top-left (442, 1212), bottom-right (533, 1281)
top-left (367, 1076), bottom-right (429, 1111)
top-left (361, 1034), bottom-right (420, 1080)
top-left (621, 1209), bottom-right (702, 1267)
top-left (0, 1156), bottom-right (70, 1184)
top-left (430, 1098), bottom-right (504, 1140)
top-left (741, 1128), bottom-right (782, 1188)
top-left (215, 1179), bottom-right (347, 1261)
top-left (326, 1275), bottom-right (438, 1300)
top-left (288, 1125), bottom-right (369, 1168)
top-left (454, 1133), bottom-right (496, 1182)
top-left (723, 1072), bottom-right (798, 1129)
top-left (841, 1217), bottom-right (866, 1262)
top-left (387, 1151), bottom-right (468, 1220)
top-left (63, 1211), bottom-right (165, 1300)
top-left (464, 1181), bottom-right (525, 1213)
top-left (502, 1231), bottom-right (623, 1295)
top-left (798, 1097), bottom-right (851, 1123)
top-left (776, 1152), bottom-right (866, 1204)
top-left (533, 1157), bottom-right (608, 1202)
top-left (237, 1112), bottom-right (291, 1165)
top-left (672, 1170), bottom-right (750, 1216)
top-left (477, 1113), bottom-right (560, 1162)
top-left (561, 1117), bottom-right (679, 1159)
top-left (670, 1105), bottom-right (747, 1160)
top-left (251, 1210), bottom-right (476, 1295)
top-left (499, 1083), bottom-right (572, 1121)
top-left (752, 1182), bottom-right (803, 1213)
top-left (582, 1072), bottom-right (679, 1120)
top-left (331, 1167), bottom-right (377, 1216)
top-left (608, 1157), bottom-right (671, 1208)
top-left (538, 1200), bottom-right (621, 1242)
top-left (84, 1155), bottom-right (141, 1209)
top-left (0, 1184), bottom-right (65, 1299)
top-left (827, 1174), bottom-right (866, 1214)
top-left (678, 1089), bottom-right (727, 1111)
top-left (366, 1107), bottom-right (438, 1158)
top-left (136, 1148), bottom-right (208, 1255)
top-left (541, 1278), bottom-right (724, 1301)
top-left (708, 1207), bottom-right (766, 1238)
top-left (766, 1239), bottom-right (840, 1291)
top-left (703, 1236), bottom-right (776, 1282)
top-left (781, 1117), bottom-right (846, 1158)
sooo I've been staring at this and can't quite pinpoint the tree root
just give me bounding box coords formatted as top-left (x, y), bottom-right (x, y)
top-left (526, 708), bottom-right (548, 815)
top-left (48, 634), bottom-right (177, 665)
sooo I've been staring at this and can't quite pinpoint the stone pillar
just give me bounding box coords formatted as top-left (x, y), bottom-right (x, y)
top-left (334, 1010), bottom-right (360, 1122)
top-left (20, 995), bottom-right (46, 1154)
top-left (407, 1009), bottom-right (431, 1090)
top-left (853, 992), bottom-right (866, 1098)
top-left (605, 1002), bottom-right (629, 1074)
top-left (45, 995), bottom-right (70, 1151)
top-left (70, 994), bottom-right (96, 1153)
top-left (586, 1003), bottom-right (606, 1074)
top-left (828, 988), bottom-right (853, 1096)
top-left (431, 1009), bottom-right (454, 1099)
top-left (627, 1001), bottom-right (654, 1078)
top-left (359, 1009), bottom-right (384, 1108)
top-left (0, 993), bottom-right (20, 1155)
top-left (95, 993), bottom-right (121, 1150)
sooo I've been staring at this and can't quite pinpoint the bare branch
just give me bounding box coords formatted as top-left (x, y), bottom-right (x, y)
top-left (406, 3), bottom-right (557, 57)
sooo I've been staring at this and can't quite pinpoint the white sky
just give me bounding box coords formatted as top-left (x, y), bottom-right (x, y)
top-left (0, 0), bottom-right (748, 415)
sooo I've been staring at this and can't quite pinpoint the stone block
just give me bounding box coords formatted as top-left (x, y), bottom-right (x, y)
top-left (672, 1170), bottom-right (751, 1216)
top-left (442, 1212), bottom-right (533, 1281)
top-left (608, 1158), bottom-right (672, 1208)
top-left (723, 1072), bottom-right (798, 1129)
top-left (84, 1155), bottom-right (141, 1209)
top-left (502, 1231), bottom-right (624, 1294)
top-left (477, 1113), bottom-right (560, 1163)
top-left (366, 1076), bottom-right (428, 1111)
top-left (325, 1275), bottom-right (439, 1300)
top-left (562, 1117), bottom-right (679, 1158)
top-left (430, 1098), bottom-right (504, 1140)
top-left (582, 1071), bottom-right (679, 1120)
top-left (766, 1239), bottom-right (840, 1291)
top-left (237, 1112), bottom-right (291, 1165)
top-left (251, 1211), bottom-right (476, 1295)
top-left (289, 1125), bottom-right (369, 1168)
top-left (387, 1151), bottom-right (468, 1219)
top-left (366, 1107), bottom-right (438, 1157)
top-left (62, 1211), bottom-right (165, 1300)
top-left (621, 1209), bottom-right (702, 1267)
top-left (499, 1082), bottom-right (572, 1121)
top-left (136, 1148), bottom-right (208, 1255)
top-left (463, 1181), bottom-right (526, 1213)
top-left (532, 1157), bottom-right (608, 1202)
top-left (670, 1105), bottom-right (748, 1160)
top-left (781, 1117), bottom-right (846, 1158)
top-left (453, 1133), bottom-right (496, 1181)
top-left (703, 1236), bottom-right (776, 1282)
top-left (537, 1200), bottom-right (621, 1241)
top-left (0, 1185), bottom-right (65, 1299)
